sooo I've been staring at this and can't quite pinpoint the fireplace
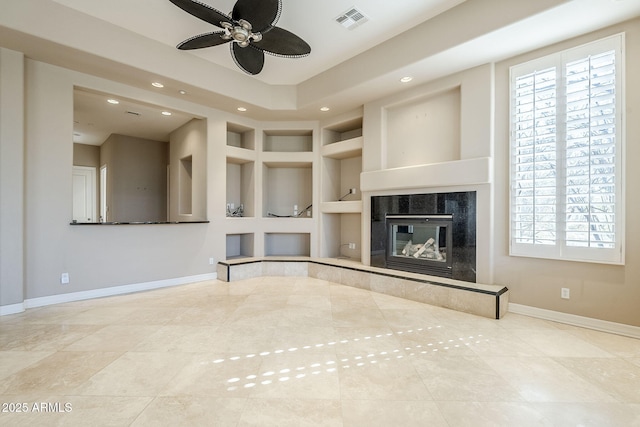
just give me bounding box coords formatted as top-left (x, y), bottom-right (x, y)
top-left (386, 214), bottom-right (453, 278)
top-left (371, 191), bottom-right (476, 282)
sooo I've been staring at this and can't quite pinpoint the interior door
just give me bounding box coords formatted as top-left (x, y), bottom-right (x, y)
top-left (72, 166), bottom-right (96, 222)
top-left (100, 164), bottom-right (107, 222)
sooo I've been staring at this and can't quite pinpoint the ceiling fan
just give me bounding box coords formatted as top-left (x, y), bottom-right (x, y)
top-left (169, 0), bottom-right (311, 75)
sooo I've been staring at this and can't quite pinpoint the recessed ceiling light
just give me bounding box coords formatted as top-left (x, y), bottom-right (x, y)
top-left (320, 107), bottom-right (330, 112)
top-left (237, 107), bottom-right (247, 112)
top-left (107, 99), bottom-right (120, 104)
top-left (400, 76), bottom-right (413, 83)
top-left (161, 111), bottom-right (172, 116)
top-left (152, 82), bottom-right (164, 88)
top-left (179, 90), bottom-right (187, 95)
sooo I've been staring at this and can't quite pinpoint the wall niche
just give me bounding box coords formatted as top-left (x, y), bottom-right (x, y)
top-left (385, 87), bottom-right (461, 169)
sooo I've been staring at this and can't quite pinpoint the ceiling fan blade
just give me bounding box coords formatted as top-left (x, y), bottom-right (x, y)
top-left (232, 0), bottom-right (281, 32)
top-left (169, 0), bottom-right (231, 28)
top-left (254, 27), bottom-right (311, 57)
top-left (177, 32), bottom-right (230, 50)
top-left (231, 43), bottom-right (265, 75)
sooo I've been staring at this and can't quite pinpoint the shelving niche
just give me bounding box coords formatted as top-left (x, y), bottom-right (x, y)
top-left (226, 233), bottom-right (254, 259)
top-left (320, 114), bottom-right (363, 260)
top-left (262, 161), bottom-right (312, 218)
top-left (263, 129), bottom-right (312, 152)
top-left (262, 129), bottom-right (314, 219)
top-left (226, 122), bottom-right (256, 218)
top-left (265, 233), bottom-right (310, 256)
top-left (224, 124), bottom-right (317, 259)
top-left (320, 116), bottom-right (363, 211)
top-left (227, 123), bottom-right (255, 150)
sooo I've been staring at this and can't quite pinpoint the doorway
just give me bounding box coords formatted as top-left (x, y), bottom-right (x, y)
top-left (72, 165), bottom-right (96, 222)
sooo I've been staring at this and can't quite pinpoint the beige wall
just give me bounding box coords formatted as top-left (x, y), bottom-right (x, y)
top-left (73, 143), bottom-right (100, 167)
top-left (0, 48), bottom-right (24, 308)
top-left (102, 134), bottom-right (168, 223)
top-left (169, 119), bottom-right (207, 222)
top-left (19, 60), bottom-right (226, 300)
top-left (385, 87), bottom-right (461, 168)
top-left (492, 19), bottom-right (640, 326)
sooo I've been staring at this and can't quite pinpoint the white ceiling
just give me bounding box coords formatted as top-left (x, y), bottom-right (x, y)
top-left (73, 88), bottom-right (197, 145)
top-left (2, 0), bottom-right (640, 143)
top-left (50, 0), bottom-right (468, 85)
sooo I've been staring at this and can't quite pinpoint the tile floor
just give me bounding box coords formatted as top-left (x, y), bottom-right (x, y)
top-left (1, 276), bottom-right (640, 426)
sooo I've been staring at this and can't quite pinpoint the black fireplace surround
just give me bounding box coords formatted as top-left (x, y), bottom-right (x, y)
top-left (371, 191), bottom-right (476, 283)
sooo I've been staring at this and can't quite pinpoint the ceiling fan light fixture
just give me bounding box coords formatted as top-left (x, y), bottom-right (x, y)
top-left (238, 19), bottom-right (252, 31)
top-left (221, 19), bottom-right (261, 46)
top-left (169, 0), bottom-right (311, 75)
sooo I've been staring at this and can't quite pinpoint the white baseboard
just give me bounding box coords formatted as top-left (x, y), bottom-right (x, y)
top-left (509, 303), bottom-right (640, 339)
top-left (0, 273), bottom-right (217, 315)
top-left (0, 302), bottom-right (27, 316)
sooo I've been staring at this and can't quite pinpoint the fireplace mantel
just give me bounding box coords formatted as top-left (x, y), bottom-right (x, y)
top-left (360, 157), bottom-right (492, 193)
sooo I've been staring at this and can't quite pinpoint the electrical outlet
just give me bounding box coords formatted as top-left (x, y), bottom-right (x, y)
top-left (60, 273), bottom-right (69, 284)
top-left (209, 257), bottom-right (215, 265)
top-left (348, 243), bottom-right (356, 250)
top-left (561, 288), bottom-right (570, 299)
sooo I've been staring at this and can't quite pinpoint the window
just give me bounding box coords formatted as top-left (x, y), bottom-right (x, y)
top-left (510, 35), bottom-right (624, 264)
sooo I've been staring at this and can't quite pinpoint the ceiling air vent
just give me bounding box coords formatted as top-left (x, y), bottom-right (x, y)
top-left (335, 7), bottom-right (368, 30)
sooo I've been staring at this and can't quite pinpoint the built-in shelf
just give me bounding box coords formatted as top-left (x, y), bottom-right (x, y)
top-left (321, 213), bottom-right (362, 261)
top-left (226, 233), bottom-right (254, 259)
top-left (263, 130), bottom-right (312, 152)
top-left (226, 123), bottom-right (257, 218)
top-left (227, 123), bottom-right (255, 150)
top-left (263, 162), bottom-right (312, 218)
top-left (227, 146), bottom-right (256, 164)
top-left (226, 159), bottom-right (255, 218)
top-left (322, 117), bottom-right (363, 146)
top-left (320, 112), bottom-right (364, 260)
top-left (224, 124), bottom-right (317, 257)
top-left (321, 155), bottom-right (361, 203)
top-left (320, 136), bottom-right (363, 159)
top-left (262, 151), bottom-right (314, 166)
top-left (265, 233), bottom-right (310, 256)
top-left (320, 200), bottom-right (362, 214)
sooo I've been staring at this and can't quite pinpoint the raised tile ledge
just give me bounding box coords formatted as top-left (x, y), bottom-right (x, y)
top-left (218, 257), bottom-right (508, 319)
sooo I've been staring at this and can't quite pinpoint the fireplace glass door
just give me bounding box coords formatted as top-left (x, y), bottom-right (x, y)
top-left (386, 215), bottom-right (453, 277)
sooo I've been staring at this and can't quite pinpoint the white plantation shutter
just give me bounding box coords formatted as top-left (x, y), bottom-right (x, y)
top-left (565, 50), bottom-right (617, 249)
top-left (513, 67), bottom-right (557, 246)
top-left (510, 35), bottom-right (624, 264)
